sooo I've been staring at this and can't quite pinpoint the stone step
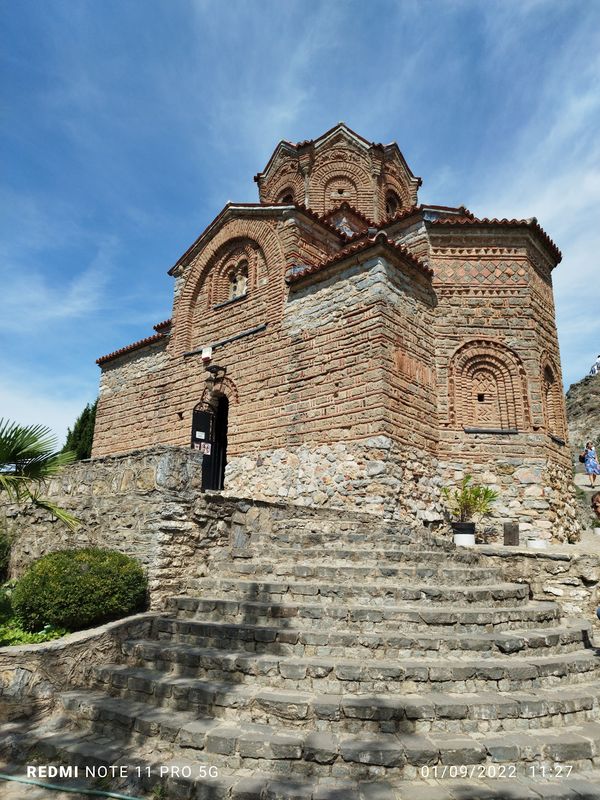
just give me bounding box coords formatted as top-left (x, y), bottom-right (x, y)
top-left (187, 578), bottom-right (528, 607)
top-left (122, 638), bottom-right (600, 694)
top-left (256, 524), bottom-right (452, 549)
top-left (248, 543), bottom-right (481, 563)
top-left (58, 690), bottom-right (600, 776)
top-left (87, 665), bottom-right (600, 733)
top-left (153, 616), bottom-right (591, 659)
top-left (167, 595), bottom-right (561, 633)
top-left (221, 560), bottom-right (505, 585)
top-left (7, 718), bottom-right (600, 799)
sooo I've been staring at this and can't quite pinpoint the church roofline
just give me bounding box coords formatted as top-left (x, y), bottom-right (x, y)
top-left (168, 202), bottom-right (344, 276)
top-left (286, 230), bottom-right (433, 286)
top-left (153, 318), bottom-right (172, 332)
top-left (336, 204), bottom-right (472, 245)
top-left (96, 332), bottom-right (167, 366)
top-left (320, 201), bottom-right (376, 230)
top-left (255, 122), bottom-right (421, 186)
top-left (428, 216), bottom-right (562, 264)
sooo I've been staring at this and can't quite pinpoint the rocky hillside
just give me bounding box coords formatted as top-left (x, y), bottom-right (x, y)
top-left (566, 370), bottom-right (600, 532)
top-left (566, 370), bottom-right (600, 453)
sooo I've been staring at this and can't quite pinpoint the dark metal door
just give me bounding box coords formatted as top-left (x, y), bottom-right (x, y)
top-left (191, 398), bottom-right (228, 491)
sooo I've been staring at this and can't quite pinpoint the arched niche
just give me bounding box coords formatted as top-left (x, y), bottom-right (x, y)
top-left (448, 340), bottom-right (531, 431)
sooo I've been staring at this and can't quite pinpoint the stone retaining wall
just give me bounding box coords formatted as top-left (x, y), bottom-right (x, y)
top-left (0, 613), bottom-right (155, 718)
top-left (1, 446), bottom-right (399, 604)
top-left (478, 545), bottom-right (600, 619)
top-left (438, 457), bottom-right (580, 544)
top-left (2, 447), bottom-right (204, 604)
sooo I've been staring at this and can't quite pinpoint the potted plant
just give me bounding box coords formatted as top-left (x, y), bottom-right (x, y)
top-left (441, 475), bottom-right (499, 546)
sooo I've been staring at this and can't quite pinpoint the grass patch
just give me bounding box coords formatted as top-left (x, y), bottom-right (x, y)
top-left (0, 583), bottom-right (68, 647)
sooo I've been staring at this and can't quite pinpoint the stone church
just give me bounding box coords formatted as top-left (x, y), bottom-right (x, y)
top-left (93, 123), bottom-right (575, 539)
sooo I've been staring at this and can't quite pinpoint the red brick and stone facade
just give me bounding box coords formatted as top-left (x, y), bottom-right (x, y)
top-left (93, 124), bottom-right (577, 541)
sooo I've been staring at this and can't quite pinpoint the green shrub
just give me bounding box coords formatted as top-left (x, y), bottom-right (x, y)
top-left (0, 618), bottom-right (68, 646)
top-left (12, 548), bottom-right (148, 632)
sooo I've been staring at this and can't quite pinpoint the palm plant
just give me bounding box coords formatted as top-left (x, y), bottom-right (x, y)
top-left (441, 474), bottom-right (498, 523)
top-left (0, 419), bottom-right (79, 529)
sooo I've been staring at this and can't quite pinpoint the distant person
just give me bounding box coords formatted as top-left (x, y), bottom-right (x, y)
top-left (591, 355), bottom-right (600, 376)
top-left (583, 442), bottom-right (600, 488)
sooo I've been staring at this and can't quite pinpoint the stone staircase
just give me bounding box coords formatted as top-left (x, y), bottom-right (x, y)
top-left (4, 515), bottom-right (600, 799)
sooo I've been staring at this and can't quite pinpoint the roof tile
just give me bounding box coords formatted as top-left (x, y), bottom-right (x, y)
top-left (286, 231), bottom-right (432, 285)
top-left (97, 333), bottom-right (167, 366)
top-left (429, 216), bottom-right (561, 263)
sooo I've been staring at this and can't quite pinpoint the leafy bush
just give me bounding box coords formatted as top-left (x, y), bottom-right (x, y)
top-left (441, 474), bottom-right (499, 523)
top-left (12, 548), bottom-right (148, 632)
top-left (0, 617), bottom-right (68, 646)
top-left (0, 582), bottom-right (68, 646)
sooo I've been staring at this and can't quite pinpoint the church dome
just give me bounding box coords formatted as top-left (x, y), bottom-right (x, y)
top-left (254, 123), bottom-right (421, 223)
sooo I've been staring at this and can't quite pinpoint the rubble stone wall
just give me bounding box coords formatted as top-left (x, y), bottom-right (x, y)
top-left (4, 447), bottom-right (419, 602)
top-left (478, 546), bottom-right (600, 619)
top-left (0, 614), bottom-right (154, 718)
top-left (224, 437), bottom-right (444, 523)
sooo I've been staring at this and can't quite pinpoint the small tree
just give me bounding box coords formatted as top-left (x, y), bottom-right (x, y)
top-left (63, 399), bottom-right (97, 461)
top-left (0, 419), bottom-right (79, 529)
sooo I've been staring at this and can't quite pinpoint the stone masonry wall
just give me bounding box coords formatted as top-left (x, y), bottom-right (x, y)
top-left (282, 256), bottom-right (437, 449)
top-left (5, 447), bottom-right (432, 605)
top-left (0, 614), bottom-right (154, 719)
top-left (438, 447), bottom-right (580, 544)
top-left (224, 437), bottom-right (444, 523)
top-left (3, 447), bottom-right (203, 604)
top-left (477, 546), bottom-right (600, 620)
top-left (94, 340), bottom-right (170, 456)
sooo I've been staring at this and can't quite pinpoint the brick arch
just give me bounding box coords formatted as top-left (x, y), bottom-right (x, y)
top-left (196, 374), bottom-right (240, 409)
top-left (173, 219), bottom-right (284, 355)
top-left (541, 354), bottom-right (565, 438)
top-left (212, 240), bottom-right (257, 305)
top-left (323, 174), bottom-right (358, 212)
top-left (308, 155), bottom-right (372, 216)
top-left (380, 175), bottom-right (414, 218)
top-left (262, 171), bottom-right (305, 205)
top-left (448, 340), bottom-right (531, 430)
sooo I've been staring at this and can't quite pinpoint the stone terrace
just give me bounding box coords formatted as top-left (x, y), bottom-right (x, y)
top-left (3, 512), bottom-right (600, 799)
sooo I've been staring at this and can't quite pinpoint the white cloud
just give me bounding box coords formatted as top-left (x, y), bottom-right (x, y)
top-left (0, 255), bottom-right (111, 333)
top-left (464, 19), bottom-right (600, 387)
top-left (0, 370), bottom-right (95, 446)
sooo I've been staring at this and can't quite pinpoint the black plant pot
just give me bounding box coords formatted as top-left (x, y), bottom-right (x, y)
top-left (451, 522), bottom-right (475, 536)
top-left (451, 521), bottom-right (476, 546)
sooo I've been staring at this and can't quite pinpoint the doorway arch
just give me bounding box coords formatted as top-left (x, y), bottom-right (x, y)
top-left (191, 393), bottom-right (229, 490)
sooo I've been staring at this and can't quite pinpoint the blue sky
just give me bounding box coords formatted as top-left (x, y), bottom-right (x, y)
top-left (1, 0), bottom-right (599, 444)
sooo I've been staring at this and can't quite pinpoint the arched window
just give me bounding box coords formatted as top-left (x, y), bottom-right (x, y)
top-left (228, 260), bottom-right (248, 300)
top-left (448, 341), bottom-right (530, 431)
top-left (385, 190), bottom-right (402, 217)
top-left (278, 189), bottom-right (295, 204)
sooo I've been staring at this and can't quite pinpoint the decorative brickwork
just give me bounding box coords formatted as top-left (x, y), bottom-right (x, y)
top-left (542, 357), bottom-right (566, 440)
top-left (448, 340), bottom-right (530, 431)
top-left (92, 124), bottom-right (577, 540)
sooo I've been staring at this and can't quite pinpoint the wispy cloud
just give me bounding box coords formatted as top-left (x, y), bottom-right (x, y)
top-left (1, 0), bottom-right (598, 441)
top-left (0, 261), bottom-right (109, 333)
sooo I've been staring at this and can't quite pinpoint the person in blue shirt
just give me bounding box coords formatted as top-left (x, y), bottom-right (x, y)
top-left (583, 442), bottom-right (600, 488)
